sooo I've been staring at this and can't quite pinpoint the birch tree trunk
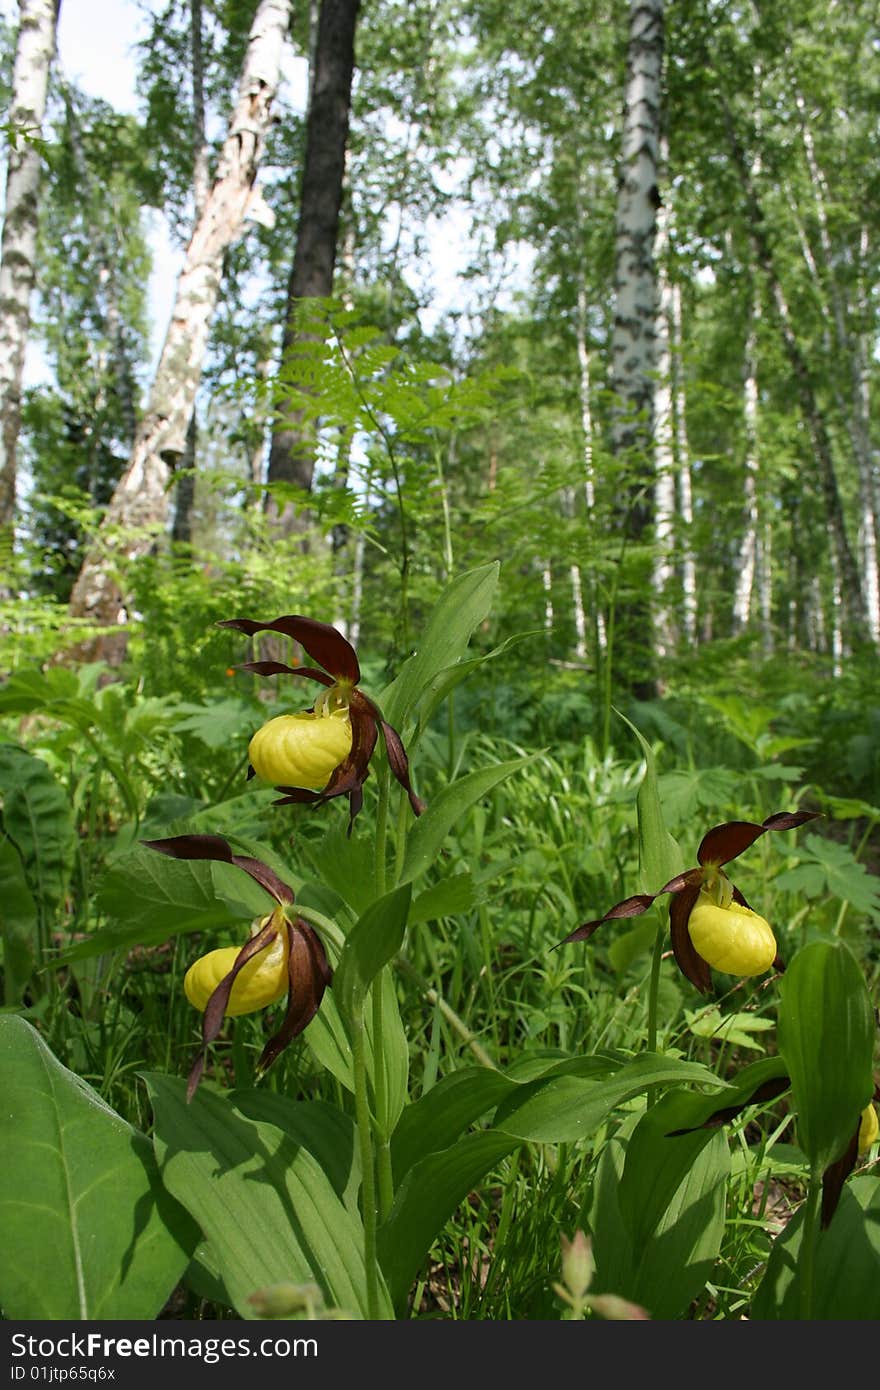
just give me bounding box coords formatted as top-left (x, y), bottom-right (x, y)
top-left (575, 281), bottom-right (606, 656)
top-left (67, 0), bottom-right (291, 654)
top-left (0, 0), bottom-right (59, 538)
top-left (651, 173), bottom-right (675, 662)
top-left (671, 282), bottom-right (696, 645)
top-left (732, 302), bottom-right (760, 632)
top-left (610, 0), bottom-right (662, 509)
top-left (265, 0), bottom-right (361, 534)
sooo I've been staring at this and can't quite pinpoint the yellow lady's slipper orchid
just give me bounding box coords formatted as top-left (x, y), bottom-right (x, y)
top-left (248, 708), bottom-right (353, 790)
top-left (218, 612), bottom-right (424, 829)
top-left (561, 809), bottom-right (820, 994)
top-left (687, 891), bottom-right (777, 977)
top-left (184, 918), bottom-right (290, 1016)
top-left (858, 1103), bottom-right (879, 1155)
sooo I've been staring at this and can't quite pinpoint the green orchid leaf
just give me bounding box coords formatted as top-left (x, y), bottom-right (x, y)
top-left (752, 1176), bottom-right (880, 1320)
top-left (144, 1072), bottom-right (390, 1320)
top-left (334, 882), bottom-right (413, 1019)
top-left (614, 710), bottom-right (685, 893)
top-left (0, 1019), bottom-right (197, 1319)
top-left (777, 940), bottom-right (875, 1171)
top-left (400, 756), bottom-right (536, 885)
top-left (378, 562), bottom-right (499, 728)
top-left (378, 1129), bottom-right (519, 1312)
top-left (0, 836), bottom-right (37, 1003)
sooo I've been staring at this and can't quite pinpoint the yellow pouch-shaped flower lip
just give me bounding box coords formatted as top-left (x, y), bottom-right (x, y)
top-left (248, 708), bottom-right (352, 789)
top-left (859, 1103), bottom-right (879, 1154)
top-left (687, 891), bottom-right (777, 977)
top-left (184, 927), bottom-right (290, 1017)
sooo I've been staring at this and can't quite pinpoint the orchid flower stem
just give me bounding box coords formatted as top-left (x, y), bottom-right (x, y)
top-left (645, 917), bottom-right (665, 1108)
top-left (798, 1164), bottom-right (823, 1320)
top-left (371, 979), bottom-right (394, 1221)
top-left (375, 765), bottom-right (390, 898)
top-left (351, 1007), bottom-right (382, 1319)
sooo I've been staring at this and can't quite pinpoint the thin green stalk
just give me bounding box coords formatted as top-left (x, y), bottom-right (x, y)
top-left (351, 1009), bottom-right (382, 1319)
top-left (647, 915), bottom-right (665, 1054)
top-left (371, 980), bottom-right (394, 1221)
top-left (798, 1164), bottom-right (823, 1320)
top-left (374, 765), bottom-right (390, 897)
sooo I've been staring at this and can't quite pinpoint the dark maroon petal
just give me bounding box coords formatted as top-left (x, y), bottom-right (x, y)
top-left (698, 810), bottom-right (822, 867)
top-left (730, 884), bottom-right (752, 911)
top-left (669, 883), bottom-right (712, 995)
top-left (558, 893), bottom-right (659, 948)
top-left (238, 661), bottom-right (334, 686)
top-left (143, 835), bottom-right (294, 906)
top-left (230, 855), bottom-right (294, 905)
top-left (665, 1076), bottom-right (791, 1136)
top-left (273, 787), bottom-right (325, 806)
top-left (256, 920), bottom-right (332, 1074)
top-left (186, 917), bottom-right (281, 1102)
top-left (821, 1122), bottom-right (861, 1229)
top-left (219, 616), bottom-right (360, 683)
top-left (658, 868), bottom-right (703, 896)
top-left (380, 719), bottom-right (426, 816)
top-left (761, 810), bottom-right (822, 833)
top-left (144, 833), bottom-right (234, 863)
top-left (697, 821), bottom-right (767, 867)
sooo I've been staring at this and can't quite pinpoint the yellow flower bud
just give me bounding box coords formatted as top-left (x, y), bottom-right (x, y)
top-left (687, 890), bottom-right (777, 977)
top-left (184, 927), bottom-right (290, 1017)
top-left (858, 1103), bottom-right (879, 1155)
top-left (248, 708), bottom-right (352, 789)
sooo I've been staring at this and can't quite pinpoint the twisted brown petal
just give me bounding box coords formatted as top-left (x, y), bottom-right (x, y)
top-left (238, 661), bottom-right (334, 686)
top-left (697, 810), bottom-right (822, 867)
top-left (380, 719), bottom-right (426, 816)
top-left (218, 615), bottom-right (360, 683)
top-left (669, 881), bottom-right (712, 995)
top-left (186, 916), bottom-right (281, 1101)
top-left (142, 834), bottom-right (295, 904)
top-left (559, 893), bottom-right (660, 946)
top-left (821, 1123), bottom-right (861, 1229)
top-left (256, 920), bottom-right (333, 1075)
top-left (666, 1076), bottom-right (791, 1136)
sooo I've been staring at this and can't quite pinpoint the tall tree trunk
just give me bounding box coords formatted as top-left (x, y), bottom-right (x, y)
top-left (671, 282), bottom-right (696, 645)
top-left (610, 0), bottom-right (662, 504)
top-left (67, 0), bottom-right (291, 656)
top-left (732, 301), bottom-right (760, 633)
top-left (265, 0), bottom-right (361, 535)
top-left (172, 0), bottom-right (211, 545)
top-left (651, 171), bottom-right (675, 663)
top-left (575, 281), bottom-right (606, 656)
top-left (723, 102), bottom-right (866, 646)
top-left (610, 0), bottom-right (663, 696)
top-left (0, 0), bottom-right (59, 540)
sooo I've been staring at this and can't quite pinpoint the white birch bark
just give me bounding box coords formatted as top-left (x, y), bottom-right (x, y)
top-left (68, 0), bottom-right (290, 645)
top-left (651, 181), bottom-right (675, 660)
top-left (671, 282), bottom-right (696, 644)
top-left (610, 0), bottom-right (662, 469)
top-left (0, 0), bottom-right (59, 533)
top-left (576, 282), bottom-right (606, 654)
top-left (732, 306), bottom-right (760, 632)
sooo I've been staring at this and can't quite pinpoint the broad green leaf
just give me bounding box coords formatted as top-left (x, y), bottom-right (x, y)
top-left (55, 846), bottom-right (248, 963)
top-left (0, 836), bottom-right (37, 1002)
top-left (303, 968), bottom-right (408, 1135)
top-left (777, 940), bottom-right (875, 1170)
top-left (752, 1175), bottom-right (880, 1320)
top-left (0, 745), bottom-right (76, 918)
top-left (591, 1121), bottom-right (729, 1320)
top-left (400, 756), bottom-right (535, 885)
top-left (171, 698), bottom-right (257, 749)
top-left (414, 630), bottom-right (540, 735)
top-left (379, 563), bottom-right (500, 728)
top-left (614, 710), bottom-right (684, 892)
top-left (228, 1092), bottom-right (361, 1216)
top-left (494, 1055), bottom-right (719, 1144)
top-left (410, 871), bottom-right (476, 924)
top-left (378, 1129), bottom-right (518, 1311)
top-left (617, 1057), bottom-right (789, 1254)
top-left (299, 826), bottom-right (377, 915)
top-left (334, 883), bottom-right (413, 1018)
top-left (391, 1066), bottom-right (515, 1182)
top-left (685, 1007), bottom-right (775, 1052)
top-left (773, 835), bottom-right (880, 918)
top-left (0, 1018), bottom-right (197, 1319)
top-left (144, 1073), bottom-right (390, 1319)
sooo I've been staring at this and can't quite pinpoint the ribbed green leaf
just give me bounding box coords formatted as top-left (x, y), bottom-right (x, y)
top-left (777, 940), bottom-right (875, 1170)
top-left (334, 883), bottom-right (413, 1018)
top-left (144, 1073), bottom-right (390, 1319)
top-left (0, 745), bottom-right (76, 920)
top-left (0, 1019), bottom-right (196, 1319)
top-left (400, 757), bottom-right (535, 885)
top-left (0, 837), bottom-right (37, 1003)
top-left (379, 563), bottom-right (499, 728)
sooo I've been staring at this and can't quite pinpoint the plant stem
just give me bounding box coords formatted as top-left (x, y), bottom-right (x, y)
top-left (351, 1007), bottom-right (382, 1319)
top-left (647, 915), bottom-right (665, 1054)
top-left (371, 979), bottom-right (394, 1221)
top-left (798, 1163), bottom-right (823, 1320)
top-left (375, 765), bottom-right (390, 897)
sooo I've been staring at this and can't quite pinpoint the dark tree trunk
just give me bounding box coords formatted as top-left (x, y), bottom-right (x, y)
top-left (265, 0), bottom-right (361, 535)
